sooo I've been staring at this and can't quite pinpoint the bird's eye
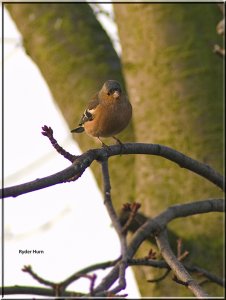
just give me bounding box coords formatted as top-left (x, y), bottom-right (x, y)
top-left (107, 92), bottom-right (110, 96)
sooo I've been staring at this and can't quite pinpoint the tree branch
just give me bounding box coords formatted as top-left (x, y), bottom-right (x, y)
top-left (1, 285), bottom-right (84, 297)
top-left (59, 258), bottom-right (119, 291)
top-left (2, 133), bottom-right (224, 297)
top-left (21, 265), bottom-right (55, 288)
top-left (93, 198), bottom-right (224, 294)
top-left (41, 125), bottom-right (78, 162)
top-left (3, 255), bottom-right (224, 297)
top-left (155, 230), bottom-right (209, 298)
top-left (100, 159), bottom-right (128, 295)
top-left (2, 142), bottom-right (224, 198)
top-left (2, 197), bottom-right (224, 297)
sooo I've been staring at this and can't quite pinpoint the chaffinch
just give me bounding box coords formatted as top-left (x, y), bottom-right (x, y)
top-left (71, 80), bottom-right (132, 147)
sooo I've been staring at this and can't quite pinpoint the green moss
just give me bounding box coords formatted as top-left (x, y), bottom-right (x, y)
top-left (114, 2), bottom-right (224, 297)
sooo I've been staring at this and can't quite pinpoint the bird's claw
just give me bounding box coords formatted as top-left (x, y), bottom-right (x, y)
top-left (113, 136), bottom-right (125, 155)
top-left (101, 142), bottom-right (112, 153)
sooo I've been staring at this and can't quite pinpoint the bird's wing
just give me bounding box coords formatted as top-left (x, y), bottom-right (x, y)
top-left (78, 94), bottom-right (99, 125)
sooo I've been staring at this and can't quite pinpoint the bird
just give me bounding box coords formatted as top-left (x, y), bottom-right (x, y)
top-left (71, 80), bottom-right (132, 147)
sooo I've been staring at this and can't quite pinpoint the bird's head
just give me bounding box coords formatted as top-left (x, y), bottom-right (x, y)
top-left (101, 80), bottom-right (122, 100)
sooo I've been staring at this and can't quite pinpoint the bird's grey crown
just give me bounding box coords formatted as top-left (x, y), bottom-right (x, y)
top-left (104, 80), bottom-right (122, 94)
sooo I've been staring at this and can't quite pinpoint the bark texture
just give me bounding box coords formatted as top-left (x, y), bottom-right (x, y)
top-left (114, 3), bottom-right (223, 297)
top-left (6, 3), bottom-right (224, 297)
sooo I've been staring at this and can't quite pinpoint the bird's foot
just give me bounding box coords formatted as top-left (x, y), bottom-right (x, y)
top-left (97, 138), bottom-right (111, 152)
top-left (112, 136), bottom-right (125, 155)
top-left (101, 142), bottom-right (110, 148)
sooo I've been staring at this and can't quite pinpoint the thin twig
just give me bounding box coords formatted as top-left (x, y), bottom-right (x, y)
top-left (22, 265), bottom-right (54, 288)
top-left (121, 203), bottom-right (141, 234)
top-left (128, 258), bottom-right (224, 287)
top-left (100, 159), bottom-right (128, 295)
top-left (22, 265), bottom-right (61, 296)
top-left (71, 273), bottom-right (97, 296)
top-left (186, 266), bottom-right (224, 287)
top-left (41, 125), bottom-right (78, 162)
top-left (3, 256), bottom-right (223, 297)
top-left (59, 258), bottom-right (119, 291)
top-left (176, 238), bottom-right (189, 261)
top-left (177, 238), bottom-right (182, 258)
top-left (147, 269), bottom-right (171, 283)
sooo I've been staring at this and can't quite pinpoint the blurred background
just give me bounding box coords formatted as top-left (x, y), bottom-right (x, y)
top-left (2, 4), bottom-right (140, 298)
top-left (2, 2), bottom-right (224, 298)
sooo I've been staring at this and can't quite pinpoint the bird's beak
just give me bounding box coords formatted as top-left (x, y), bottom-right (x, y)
top-left (113, 90), bottom-right (120, 99)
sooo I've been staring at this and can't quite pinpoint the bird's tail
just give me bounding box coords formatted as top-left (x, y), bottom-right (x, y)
top-left (71, 126), bottom-right (84, 133)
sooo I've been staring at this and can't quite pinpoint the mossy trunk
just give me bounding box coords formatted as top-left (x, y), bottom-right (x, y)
top-left (114, 3), bottom-right (223, 297)
top-left (6, 3), bottom-right (135, 212)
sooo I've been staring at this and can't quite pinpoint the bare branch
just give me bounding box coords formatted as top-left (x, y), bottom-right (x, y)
top-left (187, 265), bottom-right (224, 287)
top-left (94, 198), bottom-right (224, 294)
top-left (41, 125), bottom-right (78, 162)
top-left (4, 199), bottom-right (222, 297)
top-left (121, 203), bottom-right (141, 234)
top-left (100, 159), bottom-right (128, 295)
top-left (2, 142), bottom-right (224, 198)
top-left (60, 258), bottom-right (119, 291)
top-left (1, 286), bottom-right (83, 297)
top-left (128, 257), bottom-right (224, 287)
top-left (3, 255), bottom-right (223, 297)
top-left (147, 269), bottom-right (171, 283)
top-left (2, 129), bottom-right (224, 297)
top-left (176, 238), bottom-right (189, 261)
top-left (72, 273), bottom-right (97, 296)
top-left (155, 230), bottom-right (209, 298)
top-left (127, 198), bottom-right (224, 258)
top-left (22, 265), bottom-right (55, 288)
top-left (1, 149), bottom-right (97, 198)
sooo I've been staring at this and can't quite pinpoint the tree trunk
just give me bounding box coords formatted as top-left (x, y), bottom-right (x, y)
top-left (6, 3), bottom-right (135, 213)
top-left (114, 3), bottom-right (223, 297)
